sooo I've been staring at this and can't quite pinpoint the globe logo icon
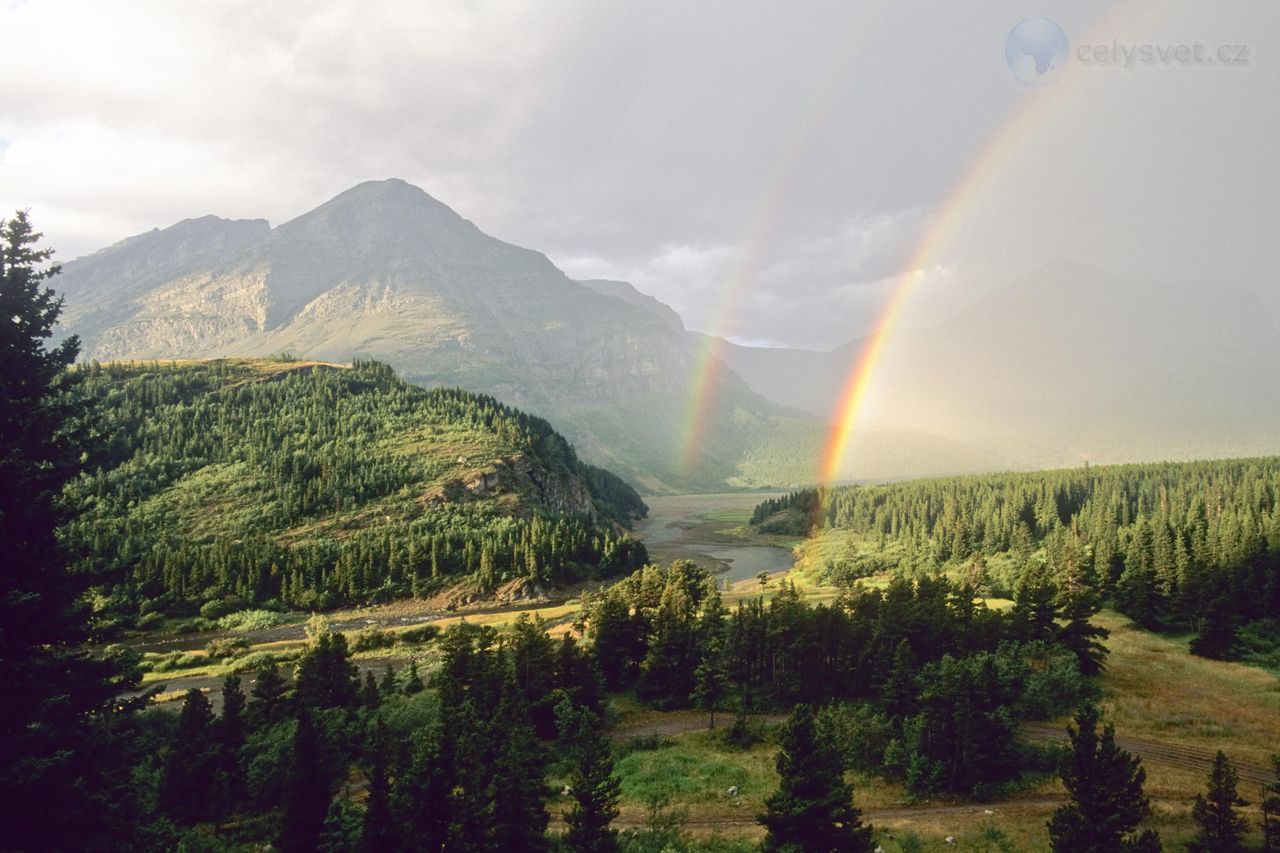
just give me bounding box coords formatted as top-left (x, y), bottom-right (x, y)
top-left (1004, 17), bottom-right (1069, 87)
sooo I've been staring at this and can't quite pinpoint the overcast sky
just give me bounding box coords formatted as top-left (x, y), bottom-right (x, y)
top-left (1, 0), bottom-right (1276, 349)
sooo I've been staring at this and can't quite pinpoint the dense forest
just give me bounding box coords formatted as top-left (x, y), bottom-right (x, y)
top-left (582, 561), bottom-right (1099, 799)
top-left (61, 359), bottom-right (649, 624)
top-left (753, 459), bottom-right (1280, 663)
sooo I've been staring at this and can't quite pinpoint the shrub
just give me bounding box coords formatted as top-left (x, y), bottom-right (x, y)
top-left (205, 636), bottom-right (251, 659)
top-left (198, 599), bottom-right (236, 620)
top-left (216, 609), bottom-right (294, 632)
top-left (351, 626), bottom-right (396, 652)
top-left (815, 702), bottom-right (892, 772)
top-left (398, 624), bottom-right (440, 645)
top-left (136, 611), bottom-right (166, 631)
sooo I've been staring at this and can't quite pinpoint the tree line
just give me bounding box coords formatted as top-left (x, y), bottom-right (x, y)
top-left (756, 459), bottom-right (1280, 661)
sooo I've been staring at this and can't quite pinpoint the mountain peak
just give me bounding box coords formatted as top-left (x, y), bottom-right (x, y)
top-left (308, 178), bottom-right (462, 219)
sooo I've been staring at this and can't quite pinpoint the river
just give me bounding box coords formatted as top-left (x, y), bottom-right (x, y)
top-left (634, 492), bottom-right (795, 582)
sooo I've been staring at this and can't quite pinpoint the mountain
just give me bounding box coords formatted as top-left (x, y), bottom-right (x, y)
top-left (53, 179), bottom-right (812, 493)
top-left (711, 260), bottom-right (1280, 476)
top-left (65, 358), bottom-right (651, 619)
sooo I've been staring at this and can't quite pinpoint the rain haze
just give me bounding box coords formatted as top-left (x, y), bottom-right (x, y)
top-left (2, 0), bottom-right (1276, 351)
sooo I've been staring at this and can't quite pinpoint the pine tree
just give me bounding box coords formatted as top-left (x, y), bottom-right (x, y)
top-left (1189, 595), bottom-right (1240, 660)
top-left (1010, 577), bottom-right (1058, 643)
top-left (488, 683), bottom-right (549, 851)
top-left (280, 710), bottom-right (332, 853)
top-left (1047, 704), bottom-right (1161, 852)
top-left (393, 730), bottom-right (452, 852)
top-left (1057, 589), bottom-right (1110, 676)
top-left (403, 660), bottom-right (425, 694)
top-left (758, 704), bottom-right (874, 853)
top-left (251, 661), bottom-right (289, 726)
top-left (295, 630), bottom-right (359, 709)
top-left (882, 638), bottom-right (918, 723)
top-left (0, 210), bottom-right (133, 847)
top-left (692, 632), bottom-right (730, 729)
top-left (1188, 751), bottom-right (1248, 853)
top-left (361, 670), bottom-right (381, 709)
top-left (379, 664), bottom-right (397, 698)
top-left (1263, 754), bottom-right (1280, 851)
top-left (219, 675), bottom-right (248, 809)
top-left (557, 698), bottom-right (621, 853)
top-left (160, 689), bottom-right (219, 824)
top-left (360, 720), bottom-right (396, 852)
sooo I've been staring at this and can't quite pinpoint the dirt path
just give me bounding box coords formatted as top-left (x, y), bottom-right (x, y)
top-left (1021, 723), bottom-right (1275, 785)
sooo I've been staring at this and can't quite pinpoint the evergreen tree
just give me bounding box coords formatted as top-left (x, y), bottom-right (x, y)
top-left (1047, 704), bottom-right (1161, 852)
top-left (295, 630), bottom-right (358, 710)
top-left (360, 720), bottom-right (396, 852)
top-left (1189, 595), bottom-right (1240, 660)
top-left (589, 588), bottom-right (644, 689)
top-left (692, 632), bottom-right (730, 729)
top-left (251, 661), bottom-right (289, 725)
top-left (488, 683), bottom-right (549, 851)
top-left (1262, 754), bottom-right (1280, 851)
top-left (219, 675), bottom-right (248, 808)
top-left (160, 689), bottom-right (219, 824)
top-left (392, 728), bottom-right (451, 853)
top-left (403, 660), bottom-right (425, 694)
top-left (1188, 751), bottom-right (1248, 853)
top-left (0, 210), bottom-right (133, 847)
top-left (280, 710), bottom-right (332, 853)
top-left (882, 639), bottom-right (917, 723)
top-left (557, 699), bottom-right (621, 853)
top-left (361, 670), bottom-right (381, 709)
top-left (758, 704), bottom-right (874, 853)
top-left (1010, 577), bottom-right (1058, 644)
top-left (1057, 589), bottom-right (1111, 676)
top-left (379, 664), bottom-right (398, 698)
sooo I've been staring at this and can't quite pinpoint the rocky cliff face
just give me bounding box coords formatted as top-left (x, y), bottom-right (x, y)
top-left (53, 179), bottom-right (805, 491)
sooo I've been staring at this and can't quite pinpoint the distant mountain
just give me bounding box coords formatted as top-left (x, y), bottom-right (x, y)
top-left (53, 179), bottom-right (810, 492)
top-left (710, 260), bottom-right (1280, 476)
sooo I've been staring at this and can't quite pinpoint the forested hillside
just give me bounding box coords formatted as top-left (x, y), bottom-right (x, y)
top-left (756, 458), bottom-right (1280, 664)
top-left (64, 358), bottom-right (648, 624)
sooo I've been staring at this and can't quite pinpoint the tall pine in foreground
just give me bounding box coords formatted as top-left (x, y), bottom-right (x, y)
top-left (279, 710), bottom-right (331, 853)
top-left (1188, 751), bottom-right (1248, 853)
top-left (557, 699), bottom-right (622, 853)
top-left (758, 703), bottom-right (874, 853)
top-left (1047, 704), bottom-right (1161, 852)
top-left (0, 211), bottom-right (133, 848)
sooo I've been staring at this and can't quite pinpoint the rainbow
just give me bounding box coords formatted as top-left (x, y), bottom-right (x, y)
top-left (816, 36), bottom-right (1097, 487)
top-left (679, 8), bottom-right (1121, 483)
top-left (676, 3), bottom-right (892, 473)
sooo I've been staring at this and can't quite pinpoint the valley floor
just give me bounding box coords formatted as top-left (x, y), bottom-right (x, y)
top-left (123, 494), bottom-right (1280, 849)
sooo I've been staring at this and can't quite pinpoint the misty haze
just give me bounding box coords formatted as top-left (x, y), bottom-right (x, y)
top-left (1, 2), bottom-right (1277, 851)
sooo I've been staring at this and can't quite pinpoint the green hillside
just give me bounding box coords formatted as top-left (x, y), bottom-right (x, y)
top-left (64, 358), bottom-right (649, 624)
top-left (760, 457), bottom-right (1280, 668)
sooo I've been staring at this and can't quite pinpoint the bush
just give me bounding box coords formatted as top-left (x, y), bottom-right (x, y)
top-left (148, 652), bottom-right (212, 673)
top-left (198, 599), bottom-right (236, 620)
top-left (216, 609), bottom-right (295, 632)
top-left (815, 702), bottom-right (892, 772)
top-left (136, 611), bottom-right (166, 631)
top-left (205, 636), bottom-right (251, 659)
top-left (231, 649), bottom-right (301, 673)
top-left (398, 624), bottom-right (440, 645)
top-left (351, 626), bottom-right (396, 652)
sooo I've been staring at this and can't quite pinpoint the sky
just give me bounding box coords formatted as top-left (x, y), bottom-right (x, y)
top-left (1, 0), bottom-right (1276, 350)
